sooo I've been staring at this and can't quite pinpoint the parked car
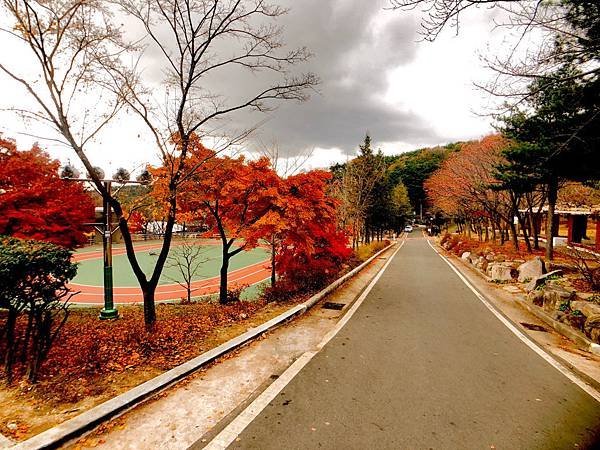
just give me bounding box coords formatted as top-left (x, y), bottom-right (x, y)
top-left (404, 225), bottom-right (413, 233)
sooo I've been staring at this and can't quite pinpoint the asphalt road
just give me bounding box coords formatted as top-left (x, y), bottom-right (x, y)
top-left (215, 236), bottom-right (600, 449)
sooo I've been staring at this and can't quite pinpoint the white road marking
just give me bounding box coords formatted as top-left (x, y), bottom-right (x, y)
top-left (203, 241), bottom-right (406, 450)
top-left (427, 240), bottom-right (600, 403)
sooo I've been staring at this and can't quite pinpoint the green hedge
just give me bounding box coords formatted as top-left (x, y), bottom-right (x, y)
top-left (0, 236), bottom-right (77, 382)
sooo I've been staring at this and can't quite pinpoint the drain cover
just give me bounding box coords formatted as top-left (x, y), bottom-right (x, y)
top-left (322, 302), bottom-right (346, 310)
top-left (520, 322), bottom-right (548, 332)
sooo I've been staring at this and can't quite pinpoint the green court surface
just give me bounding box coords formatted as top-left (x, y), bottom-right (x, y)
top-left (72, 243), bottom-right (270, 287)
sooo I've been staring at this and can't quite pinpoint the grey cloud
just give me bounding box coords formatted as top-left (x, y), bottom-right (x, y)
top-left (138, 0), bottom-right (442, 157)
top-left (238, 0), bottom-right (441, 155)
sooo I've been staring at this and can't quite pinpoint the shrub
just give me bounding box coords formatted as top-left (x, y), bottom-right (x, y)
top-left (223, 285), bottom-right (247, 304)
top-left (356, 240), bottom-right (390, 261)
top-left (0, 236), bottom-right (76, 383)
top-left (273, 227), bottom-right (352, 298)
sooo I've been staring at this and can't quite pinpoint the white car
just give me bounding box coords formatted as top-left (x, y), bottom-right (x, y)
top-left (404, 225), bottom-right (413, 233)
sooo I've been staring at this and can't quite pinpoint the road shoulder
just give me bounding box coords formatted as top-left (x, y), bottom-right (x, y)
top-left (431, 238), bottom-right (600, 391)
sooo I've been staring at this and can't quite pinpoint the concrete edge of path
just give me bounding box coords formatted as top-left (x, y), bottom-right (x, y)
top-left (10, 243), bottom-right (396, 450)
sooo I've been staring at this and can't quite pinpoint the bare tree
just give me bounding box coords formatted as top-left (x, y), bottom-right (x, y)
top-left (257, 137), bottom-right (314, 177)
top-left (389, 0), bottom-right (524, 41)
top-left (165, 237), bottom-right (210, 303)
top-left (390, 0), bottom-right (598, 96)
top-left (339, 153), bottom-right (385, 249)
top-left (0, 0), bottom-right (317, 328)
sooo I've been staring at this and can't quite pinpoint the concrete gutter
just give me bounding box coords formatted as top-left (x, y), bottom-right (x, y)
top-left (11, 243), bottom-right (395, 450)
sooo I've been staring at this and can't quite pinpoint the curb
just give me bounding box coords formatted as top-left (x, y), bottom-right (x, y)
top-left (11, 243), bottom-right (396, 450)
top-left (514, 297), bottom-right (600, 356)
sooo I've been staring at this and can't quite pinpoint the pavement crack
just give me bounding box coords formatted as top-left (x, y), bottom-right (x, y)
top-left (371, 422), bottom-right (385, 431)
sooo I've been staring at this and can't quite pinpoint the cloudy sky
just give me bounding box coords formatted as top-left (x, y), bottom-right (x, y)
top-left (0, 0), bottom-right (509, 175)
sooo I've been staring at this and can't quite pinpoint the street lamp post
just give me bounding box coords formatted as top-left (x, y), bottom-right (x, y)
top-left (65, 176), bottom-right (148, 320)
top-left (99, 180), bottom-right (118, 320)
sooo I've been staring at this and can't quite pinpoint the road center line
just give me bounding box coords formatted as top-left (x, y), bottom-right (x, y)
top-left (427, 239), bottom-right (600, 404)
top-left (202, 240), bottom-right (406, 450)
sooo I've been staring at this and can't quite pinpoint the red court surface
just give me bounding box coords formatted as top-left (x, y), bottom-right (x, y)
top-left (68, 242), bottom-right (271, 304)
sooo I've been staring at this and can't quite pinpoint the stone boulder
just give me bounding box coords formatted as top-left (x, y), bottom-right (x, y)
top-left (584, 315), bottom-right (600, 344)
top-left (570, 300), bottom-right (600, 319)
top-left (490, 263), bottom-right (515, 282)
top-left (474, 256), bottom-right (488, 272)
top-left (524, 270), bottom-right (564, 292)
top-left (564, 301), bottom-right (600, 343)
top-left (528, 289), bottom-right (544, 306)
top-left (517, 257), bottom-right (546, 283)
top-left (461, 251), bottom-right (471, 261)
top-left (541, 283), bottom-right (575, 311)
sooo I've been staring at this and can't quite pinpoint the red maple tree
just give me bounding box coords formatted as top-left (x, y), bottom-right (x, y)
top-left (0, 137), bottom-right (95, 248)
top-left (272, 170), bottom-right (352, 293)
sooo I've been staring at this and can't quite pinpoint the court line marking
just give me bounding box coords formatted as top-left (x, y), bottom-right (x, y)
top-left (69, 276), bottom-right (272, 304)
top-left (202, 241), bottom-right (406, 450)
top-left (427, 239), bottom-right (600, 403)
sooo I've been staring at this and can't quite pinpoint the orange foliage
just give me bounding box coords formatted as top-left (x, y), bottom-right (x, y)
top-left (0, 137), bottom-right (95, 248)
top-left (425, 135), bottom-right (511, 219)
top-left (442, 233), bottom-right (545, 260)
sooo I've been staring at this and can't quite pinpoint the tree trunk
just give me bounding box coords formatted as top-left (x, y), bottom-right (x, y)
top-left (509, 220), bottom-right (520, 252)
top-left (518, 212), bottom-right (532, 253)
top-left (4, 308), bottom-right (17, 384)
top-left (270, 235), bottom-right (276, 288)
top-left (545, 176), bottom-right (559, 261)
top-left (142, 285), bottom-right (157, 329)
top-left (219, 250), bottom-right (230, 304)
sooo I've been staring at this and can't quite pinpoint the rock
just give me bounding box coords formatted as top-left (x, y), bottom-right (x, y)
top-left (542, 283), bottom-right (575, 311)
top-left (524, 270), bottom-right (564, 292)
top-left (494, 254), bottom-right (506, 263)
top-left (469, 254), bottom-right (479, 265)
top-left (503, 285), bottom-right (521, 294)
top-left (490, 263), bottom-right (515, 281)
top-left (566, 313), bottom-right (586, 331)
top-left (517, 257), bottom-right (546, 283)
top-left (480, 258), bottom-right (489, 273)
top-left (461, 251), bottom-right (471, 261)
top-left (528, 289), bottom-right (544, 306)
top-left (570, 300), bottom-right (600, 319)
top-left (584, 315), bottom-right (600, 344)
top-left (474, 256), bottom-right (487, 272)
